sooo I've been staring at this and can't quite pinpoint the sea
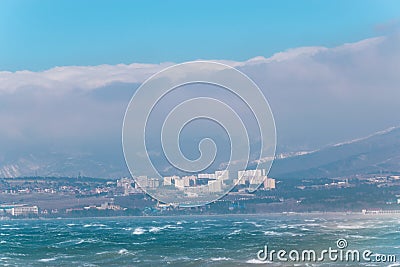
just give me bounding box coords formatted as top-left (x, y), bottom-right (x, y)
top-left (0, 214), bottom-right (399, 266)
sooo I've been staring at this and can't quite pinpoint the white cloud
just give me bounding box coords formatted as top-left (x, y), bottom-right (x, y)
top-left (1, 33), bottom-right (400, 171)
top-left (0, 36), bottom-right (386, 94)
top-left (0, 62), bottom-right (174, 93)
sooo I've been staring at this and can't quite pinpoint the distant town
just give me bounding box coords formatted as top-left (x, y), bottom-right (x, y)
top-left (1, 170), bottom-right (400, 218)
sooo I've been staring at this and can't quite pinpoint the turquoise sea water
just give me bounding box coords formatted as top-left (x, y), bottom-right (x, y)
top-left (0, 214), bottom-right (399, 266)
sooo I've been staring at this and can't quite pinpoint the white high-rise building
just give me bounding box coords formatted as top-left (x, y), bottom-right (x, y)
top-left (208, 179), bottom-right (223, 193)
top-left (198, 173), bottom-right (216, 179)
top-left (117, 177), bottom-right (135, 195)
top-left (215, 170), bottom-right (229, 180)
top-left (263, 177), bottom-right (276, 189)
top-left (164, 175), bottom-right (179, 186)
top-left (182, 175), bottom-right (196, 186)
top-left (135, 176), bottom-right (149, 188)
top-left (148, 178), bottom-right (160, 188)
top-left (174, 177), bottom-right (186, 189)
top-left (237, 169), bottom-right (267, 184)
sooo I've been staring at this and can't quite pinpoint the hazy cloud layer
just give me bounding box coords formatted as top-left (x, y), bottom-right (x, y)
top-left (1, 33), bottom-right (400, 177)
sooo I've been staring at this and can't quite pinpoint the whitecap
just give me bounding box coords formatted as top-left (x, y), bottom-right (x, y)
top-left (83, 223), bottom-right (106, 228)
top-left (210, 257), bottom-right (231, 261)
top-left (263, 231), bottom-right (282, 236)
top-left (38, 258), bottom-right (57, 262)
top-left (290, 233), bottom-right (304, 237)
top-left (96, 251), bottom-right (110, 255)
top-left (305, 223), bottom-right (320, 227)
top-left (132, 227), bottom-right (145, 235)
top-left (149, 226), bottom-right (162, 233)
top-left (246, 258), bottom-right (270, 264)
top-left (227, 229), bottom-right (241, 236)
top-left (164, 225), bottom-right (183, 230)
top-left (118, 249), bottom-right (128, 255)
top-left (250, 222), bottom-right (263, 227)
top-left (118, 249), bottom-right (135, 255)
top-left (337, 224), bottom-right (365, 229)
top-left (72, 239), bottom-right (85, 245)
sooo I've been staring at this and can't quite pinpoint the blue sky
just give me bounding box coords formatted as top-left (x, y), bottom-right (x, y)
top-left (1, 0), bottom-right (400, 71)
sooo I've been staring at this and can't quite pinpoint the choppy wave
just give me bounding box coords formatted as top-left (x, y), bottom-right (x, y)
top-left (0, 214), bottom-right (398, 266)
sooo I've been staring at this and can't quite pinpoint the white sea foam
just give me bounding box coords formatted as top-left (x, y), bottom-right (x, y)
top-left (83, 223), bottom-right (106, 228)
top-left (95, 251), bottom-right (110, 255)
top-left (228, 229), bottom-right (241, 236)
top-left (304, 223), bottom-right (320, 227)
top-left (166, 225), bottom-right (183, 230)
top-left (246, 258), bottom-right (270, 264)
top-left (76, 239), bottom-right (86, 245)
top-left (118, 249), bottom-right (132, 255)
top-left (132, 227), bottom-right (145, 235)
top-left (38, 258), bottom-right (57, 262)
top-left (149, 226), bottom-right (163, 233)
top-left (210, 257), bottom-right (231, 261)
top-left (148, 224), bottom-right (174, 233)
top-left (291, 233), bottom-right (304, 237)
top-left (250, 222), bottom-right (263, 227)
top-left (118, 248), bottom-right (128, 255)
top-left (263, 230), bottom-right (282, 236)
top-left (337, 224), bottom-right (365, 229)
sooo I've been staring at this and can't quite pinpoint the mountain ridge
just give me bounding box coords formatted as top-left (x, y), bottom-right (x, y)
top-left (1, 126), bottom-right (400, 179)
top-left (269, 126), bottom-right (400, 179)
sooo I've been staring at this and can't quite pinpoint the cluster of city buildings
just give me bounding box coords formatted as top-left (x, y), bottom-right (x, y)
top-left (0, 169), bottom-right (277, 217)
top-left (117, 169), bottom-right (276, 195)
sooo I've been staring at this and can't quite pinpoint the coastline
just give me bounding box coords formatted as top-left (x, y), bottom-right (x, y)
top-left (4, 210), bottom-right (400, 221)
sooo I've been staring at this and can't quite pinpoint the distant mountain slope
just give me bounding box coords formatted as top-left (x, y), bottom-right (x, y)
top-left (269, 126), bottom-right (400, 179)
top-left (1, 126), bottom-right (399, 179)
top-left (0, 151), bottom-right (129, 179)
